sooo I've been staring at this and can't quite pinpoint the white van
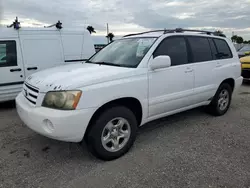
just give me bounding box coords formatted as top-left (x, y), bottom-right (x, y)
top-left (16, 29), bottom-right (243, 160)
top-left (0, 27), bottom-right (95, 102)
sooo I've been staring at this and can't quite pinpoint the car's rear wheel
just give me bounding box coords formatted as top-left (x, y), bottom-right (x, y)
top-left (86, 106), bottom-right (138, 161)
top-left (207, 83), bottom-right (232, 116)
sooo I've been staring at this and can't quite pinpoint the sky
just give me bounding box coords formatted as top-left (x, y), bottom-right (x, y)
top-left (1, 0), bottom-right (250, 44)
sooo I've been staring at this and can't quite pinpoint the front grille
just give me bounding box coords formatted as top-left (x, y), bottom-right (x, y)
top-left (22, 82), bottom-right (39, 105)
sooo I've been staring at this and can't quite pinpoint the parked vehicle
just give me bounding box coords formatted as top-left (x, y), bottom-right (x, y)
top-left (240, 55), bottom-right (250, 81)
top-left (16, 28), bottom-right (243, 160)
top-left (0, 27), bottom-right (95, 102)
top-left (237, 45), bottom-right (250, 58)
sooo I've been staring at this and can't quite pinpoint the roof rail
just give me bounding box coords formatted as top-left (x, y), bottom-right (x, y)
top-left (44, 21), bottom-right (63, 29)
top-left (165, 28), bottom-right (213, 35)
top-left (123, 28), bottom-right (226, 38)
top-left (123, 29), bottom-right (171, 37)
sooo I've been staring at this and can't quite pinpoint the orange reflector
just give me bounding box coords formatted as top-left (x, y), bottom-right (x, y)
top-left (72, 92), bottom-right (82, 109)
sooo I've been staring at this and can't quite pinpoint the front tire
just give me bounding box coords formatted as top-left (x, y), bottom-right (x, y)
top-left (86, 106), bottom-right (138, 161)
top-left (207, 83), bottom-right (232, 116)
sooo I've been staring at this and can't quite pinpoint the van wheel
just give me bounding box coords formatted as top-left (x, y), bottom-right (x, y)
top-left (207, 83), bottom-right (232, 116)
top-left (86, 106), bottom-right (138, 161)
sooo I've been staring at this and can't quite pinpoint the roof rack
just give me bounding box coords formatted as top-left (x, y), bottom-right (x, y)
top-left (44, 21), bottom-right (63, 29)
top-left (123, 28), bottom-right (225, 38)
top-left (7, 17), bottom-right (21, 30)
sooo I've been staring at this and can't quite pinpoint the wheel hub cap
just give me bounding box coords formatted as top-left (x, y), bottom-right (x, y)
top-left (101, 117), bottom-right (131, 152)
top-left (218, 89), bottom-right (229, 111)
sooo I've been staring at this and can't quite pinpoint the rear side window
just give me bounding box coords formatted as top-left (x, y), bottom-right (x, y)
top-left (153, 36), bottom-right (188, 66)
top-left (0, 41), bottom-right (17, 67)
top-left (213, 39), bottom-right (233, 59)
top-left (187, 37), bottom-right (213, 63)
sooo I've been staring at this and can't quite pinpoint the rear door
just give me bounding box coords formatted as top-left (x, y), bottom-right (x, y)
top-left (186, 36), bottom-right (217, 104)
top-left (20, 34), bottom-right (65, 76)
top-left (0, 39), bottom-right (25, 102)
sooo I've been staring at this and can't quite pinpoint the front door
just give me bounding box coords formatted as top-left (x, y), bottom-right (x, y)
top-left (0, 39), bottom-right (25, 102)
top-left (148, 36), bottom-right (195, 117)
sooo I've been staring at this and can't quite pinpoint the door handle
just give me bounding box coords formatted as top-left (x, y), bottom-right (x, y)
top-left (216, 63), bottom-right (222, 68)
top-left (185, 69), bottom-right (193, 73)
top-left (10, 68), bottom-right (22, 72)
top-left (27, 67), bottom-right (38, 71)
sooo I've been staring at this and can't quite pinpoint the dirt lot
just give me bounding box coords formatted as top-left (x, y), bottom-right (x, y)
top-left (0, 84), bottom-right (250, 188)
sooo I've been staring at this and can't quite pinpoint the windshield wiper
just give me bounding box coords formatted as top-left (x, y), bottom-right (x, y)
top-left (93, 62), bottom-right (121, 67)
top-left (85, 60), bottom-right (93, 63)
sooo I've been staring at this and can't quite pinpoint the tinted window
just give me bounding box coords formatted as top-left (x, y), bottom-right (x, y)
top-left (154, 37), bottom-right (188, 66)
top-left (0, 41), bottom-right (17, 67)
top-left (187, 37), bottom-right (213, 62)
top-left (213, 39), bottom-right (232, 59)
top-left (208, 38), bottom-right (217, 60)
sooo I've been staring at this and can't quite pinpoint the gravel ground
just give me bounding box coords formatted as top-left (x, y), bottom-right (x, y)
top-left (0, 84), bottom-right (250, 188)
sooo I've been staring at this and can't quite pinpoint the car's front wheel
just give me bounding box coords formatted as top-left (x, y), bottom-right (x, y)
top-left (86, 106), bottom-right (138, 161)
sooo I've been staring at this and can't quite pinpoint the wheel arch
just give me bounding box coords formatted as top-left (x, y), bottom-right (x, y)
top-left (84, 97), bottom-right (143, 139)
top-left (220, 78), bottom-right (235, 91)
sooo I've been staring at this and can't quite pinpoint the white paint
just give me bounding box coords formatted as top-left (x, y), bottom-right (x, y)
top-left (0, 27), bottom-right (95, 102)
top-left (16, 31), bottom-right (243, 142)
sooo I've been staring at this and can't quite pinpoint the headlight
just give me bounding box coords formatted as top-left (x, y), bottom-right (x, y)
top-left (42, 91), bottom-right (82, 110)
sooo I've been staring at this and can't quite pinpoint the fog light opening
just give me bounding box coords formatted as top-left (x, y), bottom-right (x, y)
top-left (43, 119), bottom-right (55, 133)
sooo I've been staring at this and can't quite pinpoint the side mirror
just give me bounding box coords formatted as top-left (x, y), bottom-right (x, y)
top-left (150, 55), bottom-right (171, 70)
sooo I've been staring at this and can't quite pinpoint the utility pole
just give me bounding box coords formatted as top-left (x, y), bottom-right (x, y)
top-left (107, 23), bottom-right (109, 44)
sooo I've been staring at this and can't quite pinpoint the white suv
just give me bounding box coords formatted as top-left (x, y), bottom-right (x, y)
top-left (16, 29), bottom-right (243, 160)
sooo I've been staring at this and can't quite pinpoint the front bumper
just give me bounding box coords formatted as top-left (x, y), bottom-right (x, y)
top-left (16, 93), bottom-right (96, 142)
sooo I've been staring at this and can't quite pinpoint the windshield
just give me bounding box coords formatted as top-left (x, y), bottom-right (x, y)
top-left (87, 37), bottom-right (157, 68)
top-left (239, 45), bottom-right (250, 52)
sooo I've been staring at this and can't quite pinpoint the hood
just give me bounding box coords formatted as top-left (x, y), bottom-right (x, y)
top-left (240, 55), bottom-right (250, 63)
top-left (25, 63), bottom-right (141, 92)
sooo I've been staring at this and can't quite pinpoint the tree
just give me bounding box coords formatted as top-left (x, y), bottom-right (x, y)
top-left (87, 26), bottom-right (96, 34)
top-left (236, 36), bottom-right (244, 44)
top-left (243, 41), bottom-right (249, 44)
top-left (231, 35), bottom-right (238, 43)
top-left (106, 33), bottom-right (115, 43)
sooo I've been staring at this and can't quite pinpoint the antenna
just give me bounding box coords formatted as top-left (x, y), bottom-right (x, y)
top-left (44, 20), bottom-right (63, 29)
top-left (7, 17), bottom-right (21, 30)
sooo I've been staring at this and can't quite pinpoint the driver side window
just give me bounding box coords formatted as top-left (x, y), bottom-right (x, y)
top-left (153, 36), bottom-right (188, 66)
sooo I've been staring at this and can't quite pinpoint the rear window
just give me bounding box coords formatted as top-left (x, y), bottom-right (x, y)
top-left (187, 36), bottom-right (213, 63)
top-left (213, 39), bottom-right (233, 59)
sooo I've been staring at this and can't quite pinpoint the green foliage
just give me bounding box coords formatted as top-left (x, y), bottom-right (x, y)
top-left (106, 33), bottom-right (115, 43)
top-left (231, 35), bottom-right (249, 44)
top-left (236, 36), bottom-right (244, 44)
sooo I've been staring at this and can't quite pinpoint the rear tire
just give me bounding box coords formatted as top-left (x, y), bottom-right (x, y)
top-left (207, 83), bottom-right (232, 116)
top-left (85, 106), bottom-right (138, 161)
